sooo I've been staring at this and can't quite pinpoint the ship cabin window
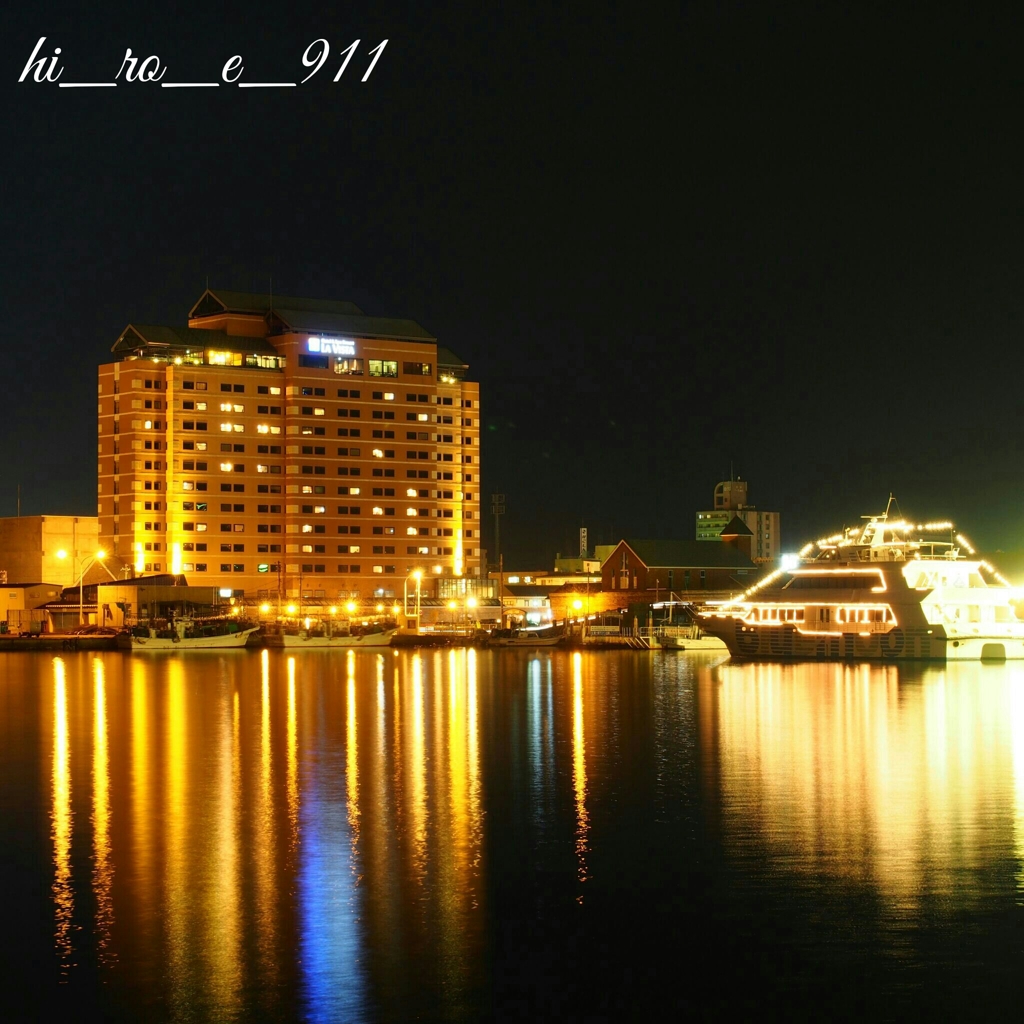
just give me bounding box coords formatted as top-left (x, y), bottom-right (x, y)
top-left (750, 606), bottom-right (804, 623)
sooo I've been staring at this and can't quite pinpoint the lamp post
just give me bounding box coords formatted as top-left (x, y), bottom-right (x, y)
top-left (403, 569), bottom-right (423, 633)
top-left (57, 549), bottom-right (115, 626)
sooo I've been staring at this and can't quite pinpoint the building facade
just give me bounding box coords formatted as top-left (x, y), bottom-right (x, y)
top-left (600, 538), bottom-right (756, 595)
top-left (695, 478), bottom-right (780, 562)
top-left (97, 290), bottom-right (481, 601)
top-left (0, 515), bottom-right (100, 586)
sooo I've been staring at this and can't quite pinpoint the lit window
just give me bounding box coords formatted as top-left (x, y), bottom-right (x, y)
top-left (417, 546), bottom-right (429, 554)
top-left (406, 488), bottom-right (417, 497)
top-left (196, 402), bottom-right (207, 411)
top-left (220, 462), bottom-right (233, 472)
top-left (302, 544), bottom-right (313, 553)
top-left (302, 524), bottom-right (313, 533)
top-left (372, 565), bottom-right (384, 573)
top-left (417, 413), bottom-right (428, 421)
top-left (257, 424), bottom-right (270, 434)
top-left (406, 508), bottom-right (418, 516)
top-left (220, 402), bottom-right (233, 412)
top-left (233, 424), bottom-right (243, 432)
top-left (196, 523), bottom-right (207, 532)
top-left (314, 408), bottom-right (325, 416)
top-left (350, 487), bottom-right (361, 495)
top-left (301, 485), bottom-right (313, 494)
top-left (383, 392), bottom-right (395, 401)
top-left (220, 423), bottom-right (232, 432)
top-left (407, 527), bottom-right (417, 535)
top-left (256, 464), bottom-right (269, 473)
top-left (372, 449), bottom-right (384, 458)
top-left (270, 386), bottom-right (281, 395)
top-left (233, 404), bottom-right (243, 413)
top-left (372, 507), bottom-right (384, 515)
top-left (314, 505), bottom-right (326, 513)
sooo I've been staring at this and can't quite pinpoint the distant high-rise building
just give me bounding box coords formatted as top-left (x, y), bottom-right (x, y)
top-left (695, 478), bottom-right (780, 562)
top-left (97, 289), bottom-right (481, 601)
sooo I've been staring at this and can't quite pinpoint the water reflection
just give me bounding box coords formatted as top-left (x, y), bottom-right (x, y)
top-left (20, 649), bottom-right (1024, 1020)
top-left (572, 651), bottom-right (590, 895)
top-left (92, 658), bottom-right (114, 965)
top-left (701, 661), bottom-right (1024, 911)
top-left (50, 657), bottom-right (72, 978)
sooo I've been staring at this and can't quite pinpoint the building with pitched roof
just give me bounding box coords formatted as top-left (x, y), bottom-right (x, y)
top-left (97, 289), bottom-right (481, 603)
top-left (600, 537), bottom-right (757, 596)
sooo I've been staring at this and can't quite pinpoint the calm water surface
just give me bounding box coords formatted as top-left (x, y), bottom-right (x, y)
top-left (2, 650), bottom-right (1024, 1020)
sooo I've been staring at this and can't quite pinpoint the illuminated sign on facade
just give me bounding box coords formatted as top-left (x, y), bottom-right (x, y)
top-left (307, 337), bottom-right (356, 356)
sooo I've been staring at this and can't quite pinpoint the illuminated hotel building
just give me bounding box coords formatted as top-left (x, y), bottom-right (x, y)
top-left (97, 290), bottom-right (481, 600)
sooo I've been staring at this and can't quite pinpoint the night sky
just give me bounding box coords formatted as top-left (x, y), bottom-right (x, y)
top-left (4, 3), bottom-right (1024, 564)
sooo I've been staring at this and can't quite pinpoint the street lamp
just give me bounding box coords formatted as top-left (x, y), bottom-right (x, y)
top-left (57, 549), bottom-right (116, 626)
top-left (403, 569), bottom-right (423, 632)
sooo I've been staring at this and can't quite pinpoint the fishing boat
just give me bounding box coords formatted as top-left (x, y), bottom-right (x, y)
top-left (700, 500), bottom-right (1024, 661)
top-left (488, 628), bottom-right (563, 648)
top-left (123, 617), bottom-right (258, 650)
top-left (275, 627), bottom-right (396, 648)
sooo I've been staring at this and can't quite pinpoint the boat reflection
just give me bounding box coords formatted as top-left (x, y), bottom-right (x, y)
top-left (699, 661), bottom-right (1024, 907)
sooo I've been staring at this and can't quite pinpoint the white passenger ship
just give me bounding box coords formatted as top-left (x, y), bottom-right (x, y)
top-left (700, 504), bottom-right (1024, 661)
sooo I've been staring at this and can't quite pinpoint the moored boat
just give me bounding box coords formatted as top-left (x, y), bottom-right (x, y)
top-left (701, 501), bottom-right (1024, 662)
top-left (488, 628), bottom-right (563, 648)
top-left (653, 626), bottom-right (727, 651)
top-left (123, 617), bottom-right (258, 650)
top-left (274, 627), bottom-right (396, 648)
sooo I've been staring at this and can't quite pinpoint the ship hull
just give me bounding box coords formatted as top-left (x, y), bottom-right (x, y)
top-left (275, 629), bottom-right (395, 648)
top-left (129, 626), bottom-right (259, 650)
top-left (701, 621), bottom-right (1024, 661)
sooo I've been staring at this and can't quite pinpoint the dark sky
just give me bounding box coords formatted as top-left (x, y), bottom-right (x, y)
top-left (4, 2), bottom-right (1024, 563)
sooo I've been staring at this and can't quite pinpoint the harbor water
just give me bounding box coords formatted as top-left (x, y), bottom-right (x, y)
top-left (2, 649), bottom-right (1023, 1020)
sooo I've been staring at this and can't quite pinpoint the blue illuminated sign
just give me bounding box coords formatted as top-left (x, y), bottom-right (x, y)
top-left (307, 337), bottom-right (356, 356)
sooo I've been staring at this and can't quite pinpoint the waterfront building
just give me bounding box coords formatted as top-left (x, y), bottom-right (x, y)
top-left (0, 583), bottom-right (64, 632)
top-left (600, 537), bottom-right (756, 596)
top-left (0, 515), bottom-right (104, 587)
top-left (97, 289), bottom-right (481, 601)
top-left (695, 478), bottom-right (780, 562)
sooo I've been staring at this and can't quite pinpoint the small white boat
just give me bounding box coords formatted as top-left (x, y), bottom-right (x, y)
top-left (278, 628), bottom-right (396, 648)
top-left (652, 626), bottom-right (727, 651)
top-left (488, 630), bottom-right (562, 648)
top-left (126, 617), bottom-right (258, 650)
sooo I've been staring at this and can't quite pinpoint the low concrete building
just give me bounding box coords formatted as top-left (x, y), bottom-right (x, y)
top-left (0, 516), bottom-right (103, 587)
top-left (96, 577), bottom-right (224, 628)
top-left (0, 583), bottom-right (65, 633)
